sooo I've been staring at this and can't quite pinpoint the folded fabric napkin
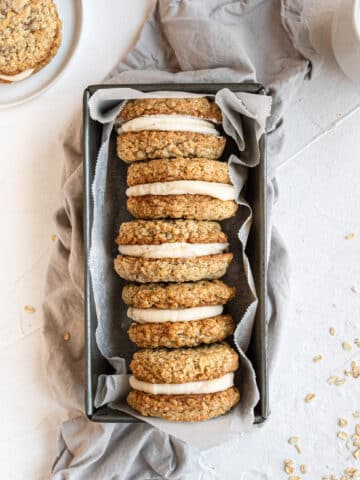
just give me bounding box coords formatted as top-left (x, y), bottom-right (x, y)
top-left (43, 1), bottom-right (321, 478)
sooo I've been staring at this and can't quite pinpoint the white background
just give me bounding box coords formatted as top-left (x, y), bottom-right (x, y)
top-left (1, 1), bottom-right (360, 478)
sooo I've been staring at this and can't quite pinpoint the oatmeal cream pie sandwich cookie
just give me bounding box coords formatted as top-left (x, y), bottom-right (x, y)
top-left (127, 343), bottom-right (240, 422)
top-left (114, 219), bottom-right (233, 283)
top-left (0, 0), bottom-right (62, 83)
top-left (116, 98), bottom-right (226, 162)
top-left (126, 157), bottom-right (238, 221)
top-left (124, 280), bottom-right (236, 348)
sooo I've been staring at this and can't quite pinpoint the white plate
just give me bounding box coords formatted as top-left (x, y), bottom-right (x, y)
top-left (0, 0), bottom-right (82, 109)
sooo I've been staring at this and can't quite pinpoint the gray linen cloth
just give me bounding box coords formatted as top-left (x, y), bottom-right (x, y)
top-left (43, 1), bottom-right (321, 478)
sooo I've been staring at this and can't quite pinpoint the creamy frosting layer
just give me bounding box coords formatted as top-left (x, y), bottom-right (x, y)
top-left (118, 242), bottom-right (229, 258)
top-left (118, 115), bottom-right (219, 135)
top-left (0, 68), bottom-right (34, 82)
top-left (129, 372), bottom-right (234, 395)
top-left (126, 180), bottom-right (236, 201)
top-left (127, 305), bottom-right (223, 323)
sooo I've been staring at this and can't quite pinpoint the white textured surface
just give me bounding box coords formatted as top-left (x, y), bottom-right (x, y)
top-left (0, 1), bottom-right (360, 478)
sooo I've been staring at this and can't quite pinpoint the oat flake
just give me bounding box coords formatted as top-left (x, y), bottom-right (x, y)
top-left (288, 436), bottom-right (299, 445)
top-left (313, 354), bottom-right (324, 362)
top-left (345, 233), bottom-right (356, 240)
top-left (342, 342), bottom-right (352, 351)
top-left (24, 305), bottom-right (36, 314)
top-left (304, 393), bottom-right (316, 403)
top-left (339, 418), bottom-right (348, 427)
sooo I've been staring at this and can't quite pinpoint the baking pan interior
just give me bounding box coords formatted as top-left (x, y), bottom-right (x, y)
top-left (84, 83), bottom-right (268, 424)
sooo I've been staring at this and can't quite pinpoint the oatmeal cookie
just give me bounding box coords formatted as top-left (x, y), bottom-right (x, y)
top-left (117, 131), bottom-right (226, 163)
top-left (122, 280), bottom-right (235, 309)
top-left (127, 387), bottom-right (240, 422)
top-left (114, 253), bottom-right (233, 283)
top-left (127, 195), bottom-right (238, 221)
top-left (128, 314), bottom-right (235, 348)
top-left (118, 98), bottom-right (222, 124)
top-left (0, 0), bottom-right (62, 83)
top-left (127, 158), bottom-right (230, 187)
top-left (116, 219), bottom-right (227, 245)
top-left (130, 342), bottom-right (239, 384)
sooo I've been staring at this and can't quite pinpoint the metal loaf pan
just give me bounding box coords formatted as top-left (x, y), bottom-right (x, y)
top-left (83, 83), bottom-right (268, 423)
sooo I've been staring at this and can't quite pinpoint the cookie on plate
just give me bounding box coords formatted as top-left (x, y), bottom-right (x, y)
top-left (124, 280), bottom-right (236, 348)
top-left (114, 220), bottom-right (233, 283)
top-left (127, 343), bottom-right (240, 422)
top-left (126, 157), bottom-right (238, 221)
top-left (0, 0), bottom-right (62, 83)
top-left (116, 98), bottom-right (226, 162)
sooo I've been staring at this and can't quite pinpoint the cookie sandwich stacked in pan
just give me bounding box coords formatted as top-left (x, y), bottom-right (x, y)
top-left (115, 97), bottom-right (240, 421)
top-left (117, 98), bottom-right (238, 221)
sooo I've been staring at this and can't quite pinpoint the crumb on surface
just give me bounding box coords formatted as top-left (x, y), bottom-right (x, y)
top-left (304, 393), bottom-right (316, 403)
top-left (24, 305), bottom-right (36, 314)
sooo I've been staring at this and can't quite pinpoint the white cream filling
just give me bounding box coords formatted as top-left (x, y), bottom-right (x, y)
top-left (129, 372), bottom-right (234, 395)
top-left (118, 242), bottom-right (229, 258)
top-left (118, 115), bottom-right (219, 135)
top-left (126, 180), bottom-right (236, 201)
top-left (0, 68), bottom-right (34, 82)
top-left (127, 305), bottom-right (223, 323)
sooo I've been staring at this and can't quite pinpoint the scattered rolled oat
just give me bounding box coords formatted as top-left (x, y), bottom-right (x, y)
top-left (354, 411), bottom-right (360, 418)
top-left (284, 459), bottom-right (294, 474)
top-left (294, 444), bottom-right (302, 454)
top-left (51, 234), bottom-right (57, 242)
top-left (339, 418), bottom-right (348, 427)
top-left (336, 378), bottom-right (347, 386)
top-left (330, 475), bottom-right (338, 480)
top-left (337, 431), bottom-right (349, 440)
top-left (345, 233), bottom-right (356, 240)
top-left (304, 393), bottom-right (316, 403)
top-left (345, 370), bottom-right (353, 377)
top-left (356, 425), bottom-right (360, 436)
top-left (313, 354), bottom-right (324, 363)
top-left (351, 287), bottom-right (358, 294)
top-left (24, 305), bottom-right (36, 314)
top-left (351, 361), bottom-right (360, 379)
top-left (353, 449), bottom-right (360, 460)
top-left (63, 332), bottom-right (70, 341)
top-left (328, 376), bottom-right (346, 386)
top-left (355, 339), bottom-right (360, 348)
top-left (343, 342), bottom-right (353, 351)
top-left (340, 467), bottom-right (360, 480)
top-left (300, 464), bottom-right (308, 474)
top-left (289, 477), bottom-right (301, 480)
top-left (330, 327), bottom-right (336, 336)
top-left (352, 434), bottom-right (360, 447)
top-left (288, 436), bottom-right (299, 445)
top-left (345, 467), bottom-right (357, 473)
